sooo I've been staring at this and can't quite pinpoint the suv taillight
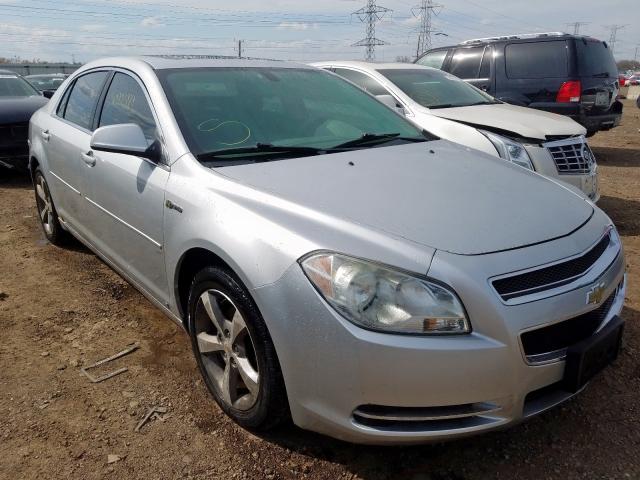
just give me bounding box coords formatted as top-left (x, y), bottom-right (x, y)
top-left (556, 81), bottom-right (581, 103)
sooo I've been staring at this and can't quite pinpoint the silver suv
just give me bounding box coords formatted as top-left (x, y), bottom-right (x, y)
top-left (29, 57), bottom-right (625, 444)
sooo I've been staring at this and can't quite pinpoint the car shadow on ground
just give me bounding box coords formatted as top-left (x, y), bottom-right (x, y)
top-left (591, 146), bottom-right (640, 167)
top-left (598, 195), bottom-right (640, 237)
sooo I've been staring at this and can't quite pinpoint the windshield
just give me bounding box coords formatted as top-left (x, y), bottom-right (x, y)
top-left (576, 39), bottom-right (618, 78)
top-left (377, 68), bottom-right (497, 109)
top-left (156, 67), bottom-right (424, 161)
top-left (25, 75), bottom-right (66, 91)
top-left (0, 74), bottom-right (40, 97)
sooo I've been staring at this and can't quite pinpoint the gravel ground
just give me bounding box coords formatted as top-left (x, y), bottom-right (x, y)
top-left (0, 100), bottom-right (639, 480)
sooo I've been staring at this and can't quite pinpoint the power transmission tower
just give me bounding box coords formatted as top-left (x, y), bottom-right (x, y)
top-left (412, 0), bottom-right (442, 60)
top-left (565, 22), bottom-right (589, 35)
top-left (352, 0), bottom-right (392, 61)
top-left (604, 24), bottom-right (627, 55)
top-left (237, 39), bottom-right (243, 58)
top-left (634, 44), bottom-right (639, 62)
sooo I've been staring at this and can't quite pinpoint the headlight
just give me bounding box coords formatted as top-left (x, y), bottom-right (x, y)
top-left (480, 130), bottom-right (534, 170)
top-left (300, 252), bottom-right (470, 335)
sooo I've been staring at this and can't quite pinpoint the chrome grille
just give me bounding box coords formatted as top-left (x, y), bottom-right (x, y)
top-left (544, 137), bottom-right (595, 174)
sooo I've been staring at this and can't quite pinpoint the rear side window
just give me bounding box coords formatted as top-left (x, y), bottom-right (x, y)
top-left (479, 48), bottom-right (491, 78)
top-left (99, 73), bottom-right (157, 140)
top-left (417, 50), bottom-right (448, 69)
top-left (63, 71), bottom-right (109, 130)
top-left (332, 68), bottom-right (391, 96)
top-left (576, 40), bottom-right (618, 78)
top-left (449, 47), bottom-right (484, 79)
top-left (505, 41), bottom-right (568, 79)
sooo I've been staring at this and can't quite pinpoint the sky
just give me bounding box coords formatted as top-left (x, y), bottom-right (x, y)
top-left (0, 0), bottom-right (638, 64)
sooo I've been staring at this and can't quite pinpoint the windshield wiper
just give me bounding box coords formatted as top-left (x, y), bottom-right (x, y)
top-left (197, 143), bottom-right (326, 161)
top-left (331, 133), bottom-right (425, 150)
top-left (427, 103), bottom-right (456, 109)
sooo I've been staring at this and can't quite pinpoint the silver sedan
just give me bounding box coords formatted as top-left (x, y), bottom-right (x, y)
top-left (28, 57), bottom-right (625, 444)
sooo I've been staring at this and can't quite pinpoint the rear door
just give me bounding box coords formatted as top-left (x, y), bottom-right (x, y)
top-left (45, 70), bottom-right (109, 232)
top-left (496, 39), bottom-right (570, 106)
top-left (83, 71), bottom-right (169, 302)
top-left (575, 38), bottom-right (619, 113)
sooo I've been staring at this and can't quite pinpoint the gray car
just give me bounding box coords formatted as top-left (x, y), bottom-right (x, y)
top-left (28, 57), bottom-right (626, 444)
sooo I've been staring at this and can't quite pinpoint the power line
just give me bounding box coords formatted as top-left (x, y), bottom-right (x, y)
top-left (565, 22), bottom-right (589, 35)
top-left (603, 24), bottom-right (627, 55)
top-left (411, 0), bottom-right (442, 60)
top-left (351, 0), bottom-right (392, 61)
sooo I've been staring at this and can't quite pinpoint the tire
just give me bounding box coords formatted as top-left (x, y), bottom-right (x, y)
top-left (187, 266), bottom-right (289, 430)
top-left (33, 167), bottom-right (69, 246)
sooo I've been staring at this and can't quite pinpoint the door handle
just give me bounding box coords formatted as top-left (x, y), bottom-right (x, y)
top-left (81, 151), bottom-right (96, 167)
top-left (41, 130), bottom-right (50, 141)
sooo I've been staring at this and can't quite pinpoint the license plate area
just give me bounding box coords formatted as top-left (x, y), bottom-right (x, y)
top-left (563, 316), bottom-right (624, 393)
top-left (595, 91), bottom-right (610, 107)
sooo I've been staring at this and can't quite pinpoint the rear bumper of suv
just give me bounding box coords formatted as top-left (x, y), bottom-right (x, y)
top-left (530, 101), bottom-right (622, 133)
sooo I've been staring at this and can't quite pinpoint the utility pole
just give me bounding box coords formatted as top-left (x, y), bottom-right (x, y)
top-left (352, 0), bottom-right (392, 61)
top-left (565, 22), bottom-right (589, 35)
top-left (634, 44), bottom-right (639, 62)
top-left (412, 0), bottom-right (442, 60)
top-left (604, 24), bottom-right (627, 55)
top-left (237, 40), bottom-right (243, 59)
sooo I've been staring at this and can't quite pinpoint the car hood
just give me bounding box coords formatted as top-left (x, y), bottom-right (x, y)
top-left (0, 96), bottom-right (48, 124)
top-left (217, 141), bottom-right (593, 255)
top-left (428, 103), bottom-right (586, 140)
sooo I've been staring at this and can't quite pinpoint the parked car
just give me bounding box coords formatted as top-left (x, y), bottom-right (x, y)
top-left (313, 61), bottom-right (599, 201)
top-left (416, 33), bottom-right (623, 137)
top-left (0, 69), bottom-right (48, 170)
top-left (25, 73), bottom-right (69, 94)
top-left (628, 75), bottom-right (640, 86)
top-left (29, 57), bottom-right (626, 444)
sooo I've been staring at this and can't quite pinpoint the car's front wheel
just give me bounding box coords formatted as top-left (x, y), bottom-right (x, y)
top-left (187, 266), bottom-right (288, 430)
top-left (34, 168), bottom-right (68, 246)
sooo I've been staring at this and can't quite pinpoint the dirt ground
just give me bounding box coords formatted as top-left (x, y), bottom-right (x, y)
top-left (1, 100), bottom-right (639, 480)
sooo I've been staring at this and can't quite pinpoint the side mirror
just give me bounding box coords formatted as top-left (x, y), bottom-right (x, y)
top-left (91, 124), bottom-right (160, 162)
top-left (376, 94), bottom-right (406, 115)
top-left (42, 90), bottom-right (55, 99)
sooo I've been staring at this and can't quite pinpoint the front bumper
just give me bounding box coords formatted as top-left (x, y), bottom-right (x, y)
top-left (525, 143), bottom-right (599, 202)
top-left (252, 219), bottom-right (625, 444)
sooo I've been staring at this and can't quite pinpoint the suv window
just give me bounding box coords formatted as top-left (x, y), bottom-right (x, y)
top-left (63, 71), bottom-right (109, 130)
top-left (416, 50), bottom-right (448, 69)
top-left (505, 41), bottom-right (568, 79)
top-left (332, 68), bottom-right (391, 96)
top-left (99, 73), bottom-right (157, 140)
top-left (576, 39), bottom-right (618, 78)
top-left (449, 47), bottom-right (484, 79)
top-left (479, 48), bottom-right (491, 78)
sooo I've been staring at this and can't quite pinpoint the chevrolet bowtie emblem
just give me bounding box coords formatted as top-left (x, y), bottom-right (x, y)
top-left (586, 282), bottom-right (606, 305)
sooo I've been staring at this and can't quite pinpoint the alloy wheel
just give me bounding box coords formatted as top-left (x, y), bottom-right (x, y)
top-left (194, 289), bottom-right (260, 411)
top-left (35, 175), bottom-right (54, 236)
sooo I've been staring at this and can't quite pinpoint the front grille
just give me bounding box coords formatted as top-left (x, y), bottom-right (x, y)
top-left (545, 139), bottom-right (595, 174)
top-left (521, 288), bottom-right (617, 358)
top-left (0, 122), bottom-right (28, 146)
top-left (493, 232), bottom-right (611, 300)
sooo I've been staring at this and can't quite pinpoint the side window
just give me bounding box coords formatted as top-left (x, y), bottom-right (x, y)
top-left (99, 73), bottom-right (157, 140)
top-left (56, 83), bottom-right (72, 117)
top-left (417, 50), bottom-right (448, 69)
top-left (449, 47), bottom-right (484, 79)
top-left (505, 41), bottom-right (568, 79)
top-left (333, 68), bottom-right (391, 96)
top-left (479, 47), bottom-right (491, 78)
top-left (63, 71), bottom-right (109, 130)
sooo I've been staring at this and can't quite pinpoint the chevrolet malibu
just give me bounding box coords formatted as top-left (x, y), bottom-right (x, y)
top-left (29, 57), bottom-right (625, 444)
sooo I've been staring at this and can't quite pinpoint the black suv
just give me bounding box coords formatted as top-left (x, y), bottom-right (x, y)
top-left (417, 33), bottom-right (622, 136)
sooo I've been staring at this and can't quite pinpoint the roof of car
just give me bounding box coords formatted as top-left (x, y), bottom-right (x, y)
top-left (311, 61), bottom-right (435, 71)
top-left (137, 55), bottom-right (312, 70)
top-left (25, 73), bottom-right (68, 78)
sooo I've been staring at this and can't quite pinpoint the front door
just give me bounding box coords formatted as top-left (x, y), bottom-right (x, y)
top-left (83, 72), bottom-right (169, 302)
